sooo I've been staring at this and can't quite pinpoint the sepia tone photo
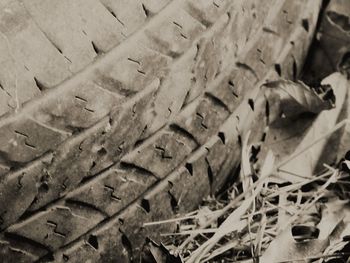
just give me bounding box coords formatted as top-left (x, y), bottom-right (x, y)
top-left (0, 0), bottom-right (349, 262)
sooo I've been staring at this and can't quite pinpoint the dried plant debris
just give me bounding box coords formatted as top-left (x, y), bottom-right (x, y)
top-left (140, 1), bottom-right (350, 262)
top-left (262, 73), bottom-right (348, 183)
top-left (155, 153), bottom-right (350, 263)
top-left (142, 149), bottom-right (339, 261)
top-left (263, 79), bottom-right (335, 126)
top-left (142, 70), bottom-right (350, 262)
top-left (330, 87), bottom-right (350, 164)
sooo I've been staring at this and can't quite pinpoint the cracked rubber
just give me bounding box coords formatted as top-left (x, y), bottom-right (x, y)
top-left (0, 0), bottom-right (322, 262)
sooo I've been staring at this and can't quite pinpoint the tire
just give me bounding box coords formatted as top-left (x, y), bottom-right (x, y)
top-left (0, 0), bottom-right (321, 262)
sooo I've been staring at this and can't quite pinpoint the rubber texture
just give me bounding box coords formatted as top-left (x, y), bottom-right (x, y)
top-left (0, 0), bottom-right (321, 262)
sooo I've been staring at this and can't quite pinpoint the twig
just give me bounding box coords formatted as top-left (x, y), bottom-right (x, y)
top-left (161, 228), bottom-right (218, 236)
top-left (267, 169), bottom-right (334, 198)
top-left (143, 210), bottom-right (222, 226)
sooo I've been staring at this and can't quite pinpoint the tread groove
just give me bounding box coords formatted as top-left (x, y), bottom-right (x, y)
top-left (120, 162), bottom-right (159, 179)
top-left (65, 199), bottom-right (109, 218)
top-left (204, 92), bottom-right (231, 113)
top-left (4, 232), bottom-right (51, 253)
top-left (169, 124), bottom-right (200, 147)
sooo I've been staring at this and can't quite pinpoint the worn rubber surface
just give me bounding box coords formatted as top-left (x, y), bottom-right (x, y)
top-left (0, 0), bottom-right (321, 262)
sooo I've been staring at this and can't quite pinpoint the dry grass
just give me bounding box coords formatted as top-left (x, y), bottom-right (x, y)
top-left (144, 119), bottom-right (350, 263)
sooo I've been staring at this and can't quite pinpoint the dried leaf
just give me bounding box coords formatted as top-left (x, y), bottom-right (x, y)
top-left (260, 226), bottom-right (329, 263)
top-left (260, 73), bottom-right (348, 183)
top-left (261, 181), bottom-right (350, 262)
top-left (264, 79), bottom-right (335, 126)
top-left (318, 199), bottom-right (350, 240)
top-left (316, 199), bottom-right (350, 262)
top-left (329, 88), bottom-right (350, 164)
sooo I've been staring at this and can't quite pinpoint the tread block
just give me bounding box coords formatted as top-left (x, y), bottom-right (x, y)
top-left (121, 130), bottom-right (197, 178)
top-left (235, 0), bottom-right (274, 47)
top-left (99, 0), bottom-right (171, 37)
top-left (227, 68), bottom-right (259, 100)
top-left (0, 117), bottom-right (69, 163)
top-left (118, 190), bottom-right (176, 257)
top-left (7, 206), bottom-right (104, 251)
top-left (0, 90), bottom-right (12, 119)
top-left (22, 0), bottom-right (95, 72)
top-left (205, 73), bottom-right (241, 113)
top-left (144, 9), bottom-right (205, 58)
top-left (274, 41), bottom-right (298, 81)
top-left (206, 66), bottom-right (257, 117)
top-left (0, 159), bottom-right (47, 230)
top-left (240, 10), bottom-right (301, 80)
top-left (265, 1), bottom-right (303, 39)
top-left (184, 12), bottom-right (231, 105)
top-left (205, 138), bottom-right (231, 192)
top-left (0, 40), bottom-right (40, 117)
top-left (71, 0), bottom-right (125, 52)
top-left (0, 1), bottom-right (71, 116)
top-left (99, 0), bottom-right (147, 37)
top-left (225, 0), bottom-right (254, 57)
top-left (55, 241), bottom-right (101, 263)
top-left (68, 168), bottom-right (157, 217)
top-left (241, 33), bottom-right (284, 79)
top-left (0, 232), bottom-right (48, 262)
top-left (23, 0), bottom-right (123, 72)
top-left (146, 45), bottom-right (198, 135)
top-left (87, 80), bottom-right (160, 174)
top-left (0, 1), bottom-right (71, 87)
top-left (93, 44), bottom-right (170, 96)
top-left (174, 97), bottom-right (229, 145)
top-left (195, 13), bottom-right (231, 81)
top-left (275, 28), bottom-right (311, 81)
top-left (32, 81), bottom-right (120, 132)
top-left (0, 163), bottom-right (11, 177)
top-left (90, 228), bottom-right (128, 263)
top-left (168, 159), bottom-right (211, 213)
top-left (142, 0), bottom-right (173, 14)
top-left (184, 0), bottom-right (229, 27)
top-left (0, 240), bottom-right (37, 263)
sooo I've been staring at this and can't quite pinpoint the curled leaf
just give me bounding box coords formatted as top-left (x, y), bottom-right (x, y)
top-left (259, 73), bottom-right (347, 183)
top-left (264, 79), bottom-right (335, 125)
